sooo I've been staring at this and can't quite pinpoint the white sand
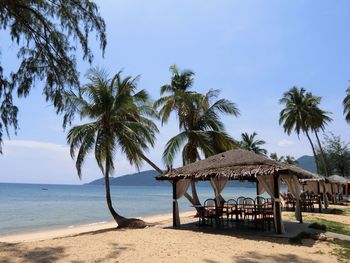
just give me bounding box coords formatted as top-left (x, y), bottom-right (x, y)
top-left (0, 211), bottom-right (343, 263)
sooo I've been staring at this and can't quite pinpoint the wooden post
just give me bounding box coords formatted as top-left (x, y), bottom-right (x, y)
top-left (317, 181), bottom-right (322, 213)
top-left (256, 180), bottom-right (259, 196)
top-left (273, 174), bottom-right (282, 234)
top-left (172, 179), bottom-right (177, 227)
top-left (299, 199), bottom-right (303, 223)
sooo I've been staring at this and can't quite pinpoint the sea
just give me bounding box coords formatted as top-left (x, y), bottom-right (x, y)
top-left (0, 182), bottom-right (265, 236)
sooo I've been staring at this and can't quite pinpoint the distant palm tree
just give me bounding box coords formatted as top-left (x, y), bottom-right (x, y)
top-left (155, 65), bottom-right (240, 206)
top-left (279, 87), bottom-right (331, 176)
top-left (240, 132), bottom-right (267, 155)
top-left (344, 87), bottom-right (350, 123)
top-left (270, 152), bottom-right (284, 162)
top-left (284, 155), bottom-right (298, 165)
top-left (66, 68), bottom-right (158, 228)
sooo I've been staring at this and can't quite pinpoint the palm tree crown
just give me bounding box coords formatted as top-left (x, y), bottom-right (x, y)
top-left (162, 88), bottom-right (240, 166)
top-left (240, 132), bottom-right (267, 155)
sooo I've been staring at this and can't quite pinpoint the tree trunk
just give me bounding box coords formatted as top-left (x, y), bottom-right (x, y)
top-left (314, 130), bottom-right (329, 177)
top-left (104, 158), bottom-right (148, 229)
top-left (305, 130), bottom-right (320, 174)
top-left (139, 153), bottom-right (163, 174)
top-left (104, 158), bottom-right (126, 223)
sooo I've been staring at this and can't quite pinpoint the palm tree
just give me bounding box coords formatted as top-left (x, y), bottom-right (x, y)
top-left (240, 132), bottom-right (267, 155)
top-left (66, 68), bottom-right (158, 228)
top-left (162, 89), bottom-right (240, 165)
top-left (344, 87), bottom-right (350, 123)
top-left (279, 87), bottom-right (331, 176)
top-left (270, 152), bottom-right (284, 162)
top-left (284, 155), bottom-right (298, 165)
top-left (155, 65), bottom-right (240, 206)
top-left (279, 87), bottom-right (320, 173)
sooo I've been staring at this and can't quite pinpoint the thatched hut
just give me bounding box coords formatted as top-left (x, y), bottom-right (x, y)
top-left (156, 149), bottom-right (317, 234)
top-left (300, 175), bottom-right (328, 211)
top-left (328, 175), bottom-right (350, 198)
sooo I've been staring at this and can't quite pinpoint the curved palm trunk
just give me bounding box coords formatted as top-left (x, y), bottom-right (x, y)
top-left (305, 130), bottom-right (320, 174)
top-left (105, 158), bottom-right (147, 228)
top-left (104, 158), bottom-right (126, 224)
top-left (314, 130), bottom-right (329, 177)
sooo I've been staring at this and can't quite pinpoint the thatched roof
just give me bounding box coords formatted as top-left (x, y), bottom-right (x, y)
top-left (300, 174), bottom-right (325, 183)
top-left (156, 149), bottom-right (317, 181)
top-left (328, 175), bottom-right (350, 185)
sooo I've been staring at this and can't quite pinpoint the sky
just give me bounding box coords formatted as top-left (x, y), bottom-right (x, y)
top-left (0, 0), bottom-right (349, 184)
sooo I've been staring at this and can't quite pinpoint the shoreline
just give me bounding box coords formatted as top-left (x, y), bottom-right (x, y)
top-left (0, 211), bottom-right (195, 243)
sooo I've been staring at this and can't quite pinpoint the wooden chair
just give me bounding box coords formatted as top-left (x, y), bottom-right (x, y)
top-left (261, 201), bottom-right (274, 231)
top-left (224, 199), bottom-right (242, 224)
top-left (243, 197), bottom-right (256, 224)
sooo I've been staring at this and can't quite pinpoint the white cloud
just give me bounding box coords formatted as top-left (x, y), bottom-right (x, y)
top-left (4, 140), bottom-right (68, 153)
top-left (277, 139), bottom-right (294, 147)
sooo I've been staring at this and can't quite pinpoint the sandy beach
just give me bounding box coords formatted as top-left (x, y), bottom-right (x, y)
top-left (0, 210), bottom-right (346, 263)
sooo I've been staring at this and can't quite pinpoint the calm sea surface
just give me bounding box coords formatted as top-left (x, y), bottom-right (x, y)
top-left (0, 182), bottom-right (264, 236)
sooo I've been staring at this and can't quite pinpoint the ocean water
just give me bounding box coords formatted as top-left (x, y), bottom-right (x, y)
top-left (0, 182), bottom-right (262, 236)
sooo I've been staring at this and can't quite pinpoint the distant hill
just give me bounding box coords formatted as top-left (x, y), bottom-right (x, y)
top-left (86, 169), bottom-right (256, 188)
top-left (87, 155), bottom-right (318, 186)
top-left (87, 170), bottom-right (165, 186)
top-left (296, 155), bottom-right (317, 173)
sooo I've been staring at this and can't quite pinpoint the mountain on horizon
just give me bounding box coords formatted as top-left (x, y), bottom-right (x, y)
top-left (86, 155), bottom-right (317, 186)
top-left (296, 155), bottom-right (317, 173)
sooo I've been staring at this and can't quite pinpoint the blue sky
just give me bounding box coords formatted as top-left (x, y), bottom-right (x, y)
top-left (0, 0), bottom-right (349, 184)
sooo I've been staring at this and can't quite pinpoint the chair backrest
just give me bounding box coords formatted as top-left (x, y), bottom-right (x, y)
top-left (204, 198), bottom-right (216, 208)
top-left (226, 199), bottom-right (237, 206)
top-left (255, 196), bottom-right (266, 206)
top-left (243, 197), bottom-right (255, 206)
top-left (237, 196), bottom-right (245, 205)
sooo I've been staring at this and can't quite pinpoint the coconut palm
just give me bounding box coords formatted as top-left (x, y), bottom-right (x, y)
top-left (284, 155), bottom-right (298, 165)
top-left (240, 132), bottom-right (267, 155)
top-left (66, 68), bottom-right (158, 228)
top-left (279, 87), bottom-right (319, 172)
top-left (270, 152), bottom-right (284, 162)
top-left (344, 87), bottom-right (350, 123)
top-left (279, 87), bottom-right (331, 176)
top-left (162, 89), bottom-right (240, 166)
top-left (155, 65), bottom-right (240, 206)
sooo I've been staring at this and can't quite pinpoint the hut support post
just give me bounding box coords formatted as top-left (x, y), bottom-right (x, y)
top-left (256, 180), bottom-right (259, 196)
top-left (299, 200), bottom-right (303, 223)
top-left (273, 174), bottom-right (282, 234)
top-left (317, 181), bottom-right (322, 213)
top-left (172, 179), bottom-right (178, 227)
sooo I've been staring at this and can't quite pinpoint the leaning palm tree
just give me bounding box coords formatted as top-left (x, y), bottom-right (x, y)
top-left (279, 87), bottom-right (320, 173)
top-left (240, 132), bottom-right (267, 155)
top-left (66, 68), bottom-right (158, 228)
top-left (279, 87), bottom-right (331, 176)
top-left (344, 87), bottom-right (350, 123)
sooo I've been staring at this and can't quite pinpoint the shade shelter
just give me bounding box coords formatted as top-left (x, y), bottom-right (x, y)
top-left (328, 175), bottom-right (349, 199)
top-left (300, 175), bottom-right (327, 211)
top-left (156, 149), bottom-right (316, 234)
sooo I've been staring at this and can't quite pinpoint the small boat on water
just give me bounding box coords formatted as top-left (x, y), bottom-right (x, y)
top-left (41, 188), bottom-right (48, 191)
